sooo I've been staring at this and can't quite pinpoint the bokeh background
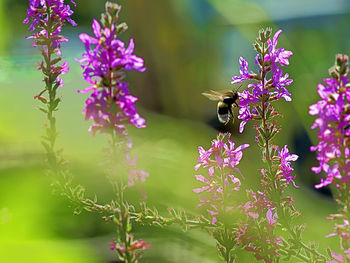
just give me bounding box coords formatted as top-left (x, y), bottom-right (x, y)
top-left (1, 0), bottom-right (350, 262)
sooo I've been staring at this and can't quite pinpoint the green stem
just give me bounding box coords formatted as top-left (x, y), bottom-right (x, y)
top-left (260, 41), bottom-right (270, 164)
top-left (283, 217), bottom-right (327, 261)
top-left (42, 2), bottom-right (59, 172)
top-left (256, 34), bottom-right (327, 262)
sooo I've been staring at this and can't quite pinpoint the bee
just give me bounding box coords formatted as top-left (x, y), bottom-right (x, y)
top-left (202, 89), bottom-right (240, 125)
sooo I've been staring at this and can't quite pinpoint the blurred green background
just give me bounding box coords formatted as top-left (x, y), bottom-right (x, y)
top-left (1, 0), bottom-right (350, 262)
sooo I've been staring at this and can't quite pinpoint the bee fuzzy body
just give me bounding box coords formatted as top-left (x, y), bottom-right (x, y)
top-left (202, 89), bottom-right (240, 125)
top-left (217, 101), bottom-right (232, 124)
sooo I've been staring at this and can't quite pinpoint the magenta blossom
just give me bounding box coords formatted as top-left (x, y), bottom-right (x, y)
top-left (231, 29), bottom-right (293, 133)
top-left (309, 54), bottom-right (350, 188)
top-left (266, 30), bottom-right (293, 67)
top-left (24, 0), bottom-right (77, 48)
top-left (77, 4), bottom-right (146, 135)
top-left (83, 83), bottom-right (146, 136)
top-left (193, 133), bottom-right (249, 224)
top-left (194, 134), bottom-right (249, 171)
top-left (78, 19), bottom-right (145, 86)
top-left (276, 145), bottom-right (299, 187)
top-left (231, 57), bottom-right (253, 84)
top-left (241, 190), bottom-right (275, 220)
top-left (24, 0), bottom-right (76, 89)
top-left (266, 208), bottom-right (278, 225)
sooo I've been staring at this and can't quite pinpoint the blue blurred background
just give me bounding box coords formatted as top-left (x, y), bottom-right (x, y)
top-left (1, 0), bottom-right (350, 262)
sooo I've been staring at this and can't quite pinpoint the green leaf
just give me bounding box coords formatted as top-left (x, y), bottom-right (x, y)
top-left (38, 107), bottom-right (48, 114)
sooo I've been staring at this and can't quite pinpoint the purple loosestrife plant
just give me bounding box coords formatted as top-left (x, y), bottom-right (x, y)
top-left (75, 4), bottom-right (219, 259)
top-left (229, 28), bottom-right (328, 262)
top-left (24, 0), bottom-right (76, 185)
top-left (193, 133), bottom-right (249, 263)
top-left (77, 2), bottom-right (150, 262)
top-left (309, 54), bottom-right (350, 262)
top-left (24, 2), bottom-right (215, 262)
top-left (25, 2), bottom-right (155, 262)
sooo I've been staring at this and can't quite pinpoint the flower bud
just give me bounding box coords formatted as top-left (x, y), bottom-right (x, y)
top-left (106, 1), bottom-right (121, 17)
top-left (254, 42), bottom-right (262, 54)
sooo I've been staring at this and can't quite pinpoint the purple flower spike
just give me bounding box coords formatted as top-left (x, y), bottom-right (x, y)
top-left (193, 133), bottom-right (249, 225)
top-left (231, 29), bottom-right (293, 133)
top-left (24, 1), bottom-right (77, 32)
top-left (309, 54), bottom-right (350, 188)
top-left (24, 0), bottom-right (77, 88)
top-left (77, 3), bottom-right (146, 135)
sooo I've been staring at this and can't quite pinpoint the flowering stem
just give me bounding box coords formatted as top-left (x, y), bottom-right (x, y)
top-left (235, 28), bottom-right (329, 262)
top-left (37, 2), bottom-right (64, 184)
top-left (44, 4), bottom-right (56, 150)
top-left (260, 40), bottom-right (271, 165)
top-left (116, 179), bottom-right (133, 263)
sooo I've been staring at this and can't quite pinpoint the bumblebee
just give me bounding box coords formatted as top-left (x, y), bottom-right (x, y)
top-left (202, 90), bottom-right (239, 125)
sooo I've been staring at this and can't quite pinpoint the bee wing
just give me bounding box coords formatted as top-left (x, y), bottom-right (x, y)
top-left (202, 90), bottom-right (226, 101)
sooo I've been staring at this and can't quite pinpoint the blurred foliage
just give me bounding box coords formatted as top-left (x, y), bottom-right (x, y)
top-left (1, 0), bottom-right (350, 262)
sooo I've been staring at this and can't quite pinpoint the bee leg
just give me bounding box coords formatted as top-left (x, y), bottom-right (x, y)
top-left (234, 102), bottom-right (239, 107)
top-left (229, 107), bottom-right (234, 117)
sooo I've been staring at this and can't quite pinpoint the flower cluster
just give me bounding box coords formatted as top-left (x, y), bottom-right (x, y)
top-left (328, 251), bottom-right (350, 263)
top-left (240, 190), bottom-right (277, 225)
top-left (77, 2), bottom-right (146, 136)
top-left (309, 54), bottom-right (350, 189)
top-left (273, 145), bottom-right (299, 187)
top-left (231, 29), bottom-right (293, 133)
top-left (24, 0), bottom-right (77, 89)
top-left (235, 223), bottom-right (282, 262)
top-left (110, 239), bottom-right (151, 252)
top-left (126, 152), bottom-right (149, 187)
top-left (24, 0), bottom-right (76, 50)
top-left (235, 222), bottom-right (282, 263)
top-left (193, 133), bottom-right (249, 224)
top-left (326, 213), bottom-right (350, 263)
top-left (226, 28), bottom-right (311, 262)
top-left (110, 238), bottom-right (151, 261)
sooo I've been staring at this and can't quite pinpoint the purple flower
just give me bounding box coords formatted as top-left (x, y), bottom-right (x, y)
top-left (276, 145), bottom-right (298, 186)
top-left (271, 65), bottom-right (293, 101)
top-left (266, 208), bottom-right (278, 225)
top-left (24, 0), bottom-right (76, 89)
top-left (314, 164), bottom-right (341, 189)
top-left (240, 190), bottom-right (277, 225)
top-left (232, 29), bottom-right (293, 133)
top-left (232, 57), bottom-right (253, 84)
top-left (194, 146), bottom-right (213, 171)
top-left (266, 30), bottom-right (293, 67)
top-left (224, 139), bottom-right (250, 169)
top-left (83, 82), bottom-right (146, 135)
top-left (309, 54), bottom-right (350, 188)
top-left (78, 19), bottom-right (145, 85)
top-left (194, 133), bottom-right (249, 172)
top-left (193, 133), bottom-right (249, 224)
top-left (24, 0), bottom-right (77, 35)
top-left (207, 206), bottom-right (219, 225)
top-left (128, 169), bottom-right (149, 186)
top-left (77, 5), bottom-right (146, 135)
top-left (126, 153), bottom-right (149, 186)
top-left (193, 174), bottom-right (221, 194)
